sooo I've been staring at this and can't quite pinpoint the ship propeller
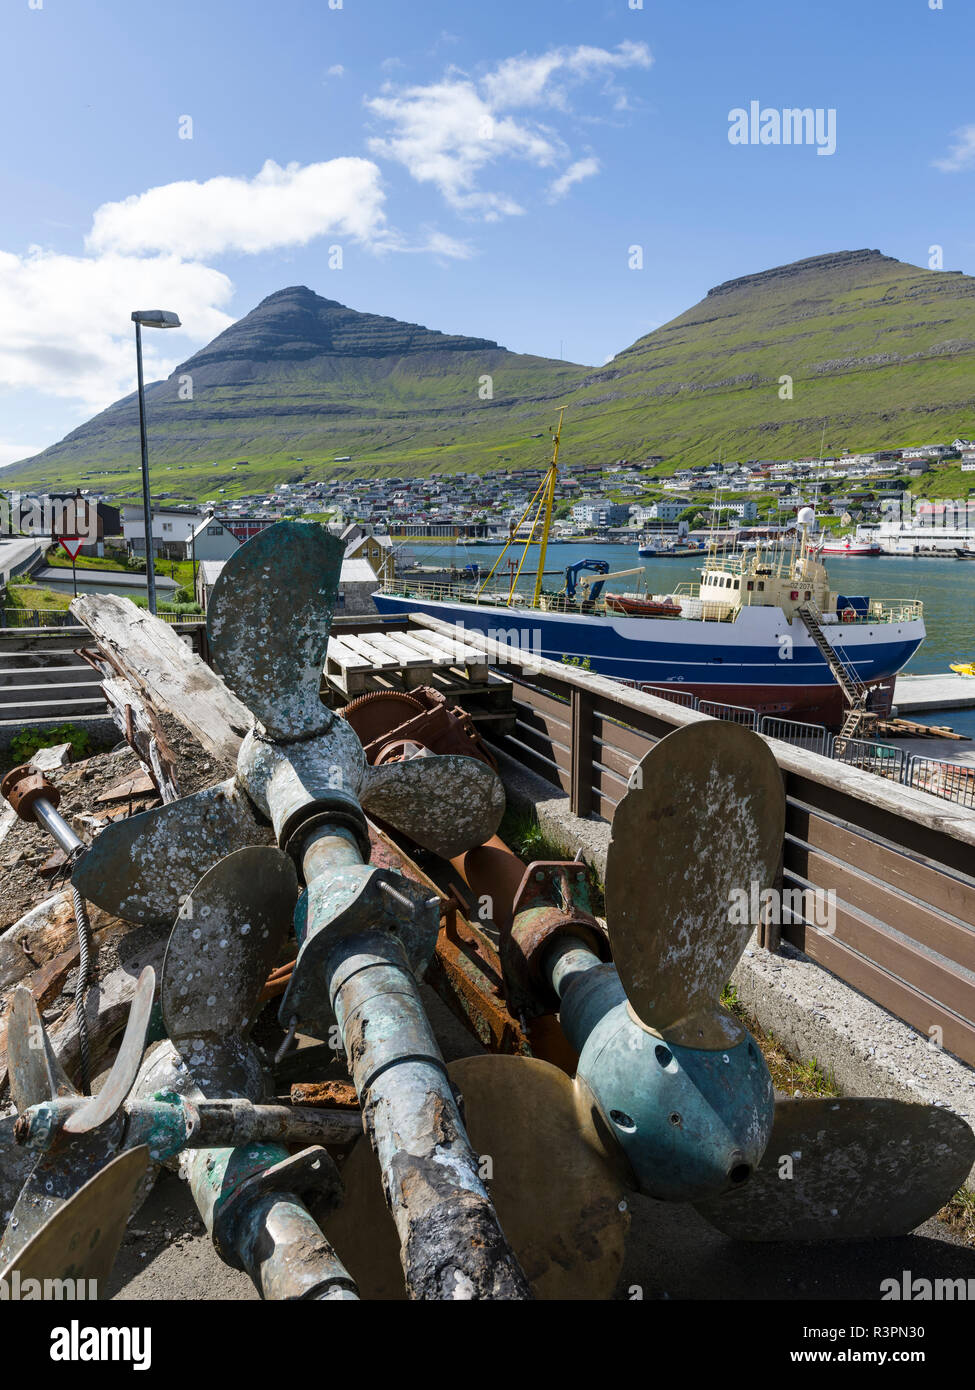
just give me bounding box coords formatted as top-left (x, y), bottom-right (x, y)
top-left (601, 722), bottom-right (974, 1239)
top-left (72, 521), bottom-right (506, 926)
top-left (0, 970), bottom-right (155, 1268)
top-left (604, 719), bottom-right (785, 1047)
top-left (323, 1054), bottom-right (629, 1301)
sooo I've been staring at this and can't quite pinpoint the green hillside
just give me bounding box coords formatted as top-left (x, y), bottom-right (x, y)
top-left (4, 249), bottom-right (975, 499)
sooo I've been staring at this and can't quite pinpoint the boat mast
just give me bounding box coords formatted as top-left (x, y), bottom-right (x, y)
top-left (532, 408), bottom-right (564, 607)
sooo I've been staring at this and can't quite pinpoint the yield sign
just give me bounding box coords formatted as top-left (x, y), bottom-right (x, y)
top-left (59, 536), bottom-right (85, 560)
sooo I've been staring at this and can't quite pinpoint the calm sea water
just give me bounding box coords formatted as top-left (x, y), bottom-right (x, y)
top-left (407, 540), bottom-right (975, 730)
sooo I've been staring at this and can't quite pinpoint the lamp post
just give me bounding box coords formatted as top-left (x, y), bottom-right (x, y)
top-left (132, 309), bottom-right (181, 614)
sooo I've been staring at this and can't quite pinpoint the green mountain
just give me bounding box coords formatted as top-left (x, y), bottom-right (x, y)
top-left (5, 249), bottom-right (975, 498)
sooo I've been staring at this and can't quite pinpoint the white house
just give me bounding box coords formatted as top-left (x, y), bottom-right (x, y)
top-left (123, 505), bottom-right (200, 559)
top-left (337, 557), bottom-right (380, 615)
top-left (646, 500), bottom-right (691, 523)
top-left (185, 516), bottom-right (240, 563)
top-left (710, 500), bottom-right (758, 521)
top-left (195, 559), bottom-right (226, 610)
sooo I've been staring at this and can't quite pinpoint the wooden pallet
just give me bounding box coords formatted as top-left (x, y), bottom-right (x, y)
top-left (324, 627), bottom-right (489, 696)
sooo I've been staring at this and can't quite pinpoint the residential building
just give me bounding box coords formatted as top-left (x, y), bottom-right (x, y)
top-left (186, 516), bottom-right (240, 563)
top-left (123, 505), bottom-right (201, 559)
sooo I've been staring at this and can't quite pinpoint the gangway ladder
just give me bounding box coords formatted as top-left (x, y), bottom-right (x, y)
top-left (796, 604), bottom-right (874, 750)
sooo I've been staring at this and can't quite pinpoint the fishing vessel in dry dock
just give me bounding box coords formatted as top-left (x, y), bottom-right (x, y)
top-left (372, 415), bottom-right (926, 726)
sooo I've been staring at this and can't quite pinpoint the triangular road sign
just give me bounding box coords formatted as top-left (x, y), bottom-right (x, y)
top-left (59, 536), bottom-right (85, 560)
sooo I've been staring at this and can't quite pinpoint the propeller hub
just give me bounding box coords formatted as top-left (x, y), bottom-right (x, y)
top-left (236, 722), bottom-right (367, 850)
top-left (562, 965), bottom-right (775, 1203)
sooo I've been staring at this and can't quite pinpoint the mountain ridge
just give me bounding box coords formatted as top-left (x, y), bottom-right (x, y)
top-left (5, 248), bottom-right (975, 495)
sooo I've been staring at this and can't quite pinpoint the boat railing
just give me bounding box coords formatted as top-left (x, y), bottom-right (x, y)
top-left (866, 599), bottom-right (923, 623)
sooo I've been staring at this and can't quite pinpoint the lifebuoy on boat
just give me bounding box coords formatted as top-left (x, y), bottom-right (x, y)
top-left (841, 607), bottom-right (856, 623)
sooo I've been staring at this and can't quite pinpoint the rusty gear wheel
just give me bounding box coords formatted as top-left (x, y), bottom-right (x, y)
top-left (339, 691), bottom-right (427, 748)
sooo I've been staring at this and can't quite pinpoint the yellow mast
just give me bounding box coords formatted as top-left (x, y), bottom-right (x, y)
top-left (532, 408), bottom-right (564, 607)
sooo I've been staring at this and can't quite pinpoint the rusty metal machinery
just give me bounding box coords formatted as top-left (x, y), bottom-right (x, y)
top-left (3, 520), bottom-right (974, 1302)
top-left (3, 522), bottom-right (552, 1300)
top-left (342, 708), bottom-right (975, 1241)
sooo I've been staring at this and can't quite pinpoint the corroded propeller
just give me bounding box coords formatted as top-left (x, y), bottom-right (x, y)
top-left (324, 1054), bottom-right (629, 1300)
top-left (72, 522), bottom-right (506, 925)
top-left (604, 719), bottom-right (785, 1048)
top-left (694, 1097), bottom-right (975, 1241)
top-left (0, 1147), bottom-right (150, 1295)
top-left (0, 970), bottom-right (155, 1267)
top-left (567, 724), bottom-right (975, 1234)
top-left (144, 845), bottom-right (298, 1101)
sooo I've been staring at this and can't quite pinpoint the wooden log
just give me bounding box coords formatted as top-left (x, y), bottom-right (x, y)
top-left (77, 651), bottom-right (180, 804)
top-left (70, 594), bottom-right (251, 763)
top-left (0, 891), bottom-right (78, 994)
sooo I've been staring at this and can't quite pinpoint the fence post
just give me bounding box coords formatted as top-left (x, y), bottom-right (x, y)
top-left (569, 686), bottom-right (593, 819)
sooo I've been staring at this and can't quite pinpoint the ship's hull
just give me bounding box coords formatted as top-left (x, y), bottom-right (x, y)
top-left (372, 593), bottom-right (925, 726)
top-left (820, 543), bottom-right (880, 556)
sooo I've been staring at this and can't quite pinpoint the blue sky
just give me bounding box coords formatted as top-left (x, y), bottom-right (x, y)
top-left (1, 0), bottom-right (972, 466)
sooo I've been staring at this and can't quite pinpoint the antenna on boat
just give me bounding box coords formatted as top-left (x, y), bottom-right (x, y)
top-left (532, 408), bottom-right (564, 607)
top-left (475, 409), bottom-right (565, 608)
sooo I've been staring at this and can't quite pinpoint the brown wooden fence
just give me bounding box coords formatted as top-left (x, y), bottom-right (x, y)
top-left (410, 613), bottom-right (975, 1069)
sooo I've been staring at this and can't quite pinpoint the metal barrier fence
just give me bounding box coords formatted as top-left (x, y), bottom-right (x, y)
top-left (758, 716), bottom-right (833, 757)
top-left (697, 699), bottom-right (757, 728)
top-left (832, 736), bottom-right (907, 782)
top-left (0, 607), bottom-right (205, 631)
top-left (639, 684), bottom-right (700, 710)
top-left (0, 607), bottom-right (76, 628)
top-left (904, 755), bottom-right (975, 809)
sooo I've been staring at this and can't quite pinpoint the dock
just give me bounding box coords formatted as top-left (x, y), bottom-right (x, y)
top-left (893, 672), bottom-right (975, 713)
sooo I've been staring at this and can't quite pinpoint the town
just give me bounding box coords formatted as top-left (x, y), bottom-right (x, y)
top-left (4, 435), bottom-right (975, 622)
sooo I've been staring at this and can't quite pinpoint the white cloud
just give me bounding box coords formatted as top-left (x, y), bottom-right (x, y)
top-left (934, 125), bottom-right (975, 172)
top-left (326, 64), bottom-right (345, 78)
top-left (0, 442), bottom-right (44, 468)
top-left (88, 157), bottom-right (388, 259)
top-left (548, 156), bottom-right (600, 200)
top-left (366, 42), bottom-right (651, 219)
top-left (0, 247), bottom-right (234, 414)
top-left (367, 80), bottom-right (559, 218)
top-left (483, 41), bottom-right (651, 110)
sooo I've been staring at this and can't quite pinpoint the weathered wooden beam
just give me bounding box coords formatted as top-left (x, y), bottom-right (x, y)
top-left (70, 595), bottom-right (251, 763)
top-left (77, 648), bottom-right (180, 804)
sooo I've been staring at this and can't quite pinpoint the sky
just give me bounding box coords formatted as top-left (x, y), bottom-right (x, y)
top-left (1, 0), bottom-right (973, 468)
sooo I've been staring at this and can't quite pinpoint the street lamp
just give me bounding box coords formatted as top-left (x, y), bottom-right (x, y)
top-left (132, 309), bottom-right (181, 614)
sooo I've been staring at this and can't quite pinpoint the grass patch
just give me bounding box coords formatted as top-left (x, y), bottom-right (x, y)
top-left (497, 807), bottom-right (605, 915)
top-left (3, 584), bottom-right (73, 613)
top-left (721, 982), bottom-right (839, 1097)
top-left (938, 1187), bottom-right (975, 1247)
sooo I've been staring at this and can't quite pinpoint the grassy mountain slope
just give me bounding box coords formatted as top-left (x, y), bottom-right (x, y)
top-left (559, 248), bottom-right (975, 467)
top-left (5, 250), bottom-right (975, 498)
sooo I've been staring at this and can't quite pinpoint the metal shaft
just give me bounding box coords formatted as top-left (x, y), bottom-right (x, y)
top-left (188, 1142), bottom-right (357, 1301)
top-left (236, 1191), bottom-right (359, 1301)
top-left (298, 822), bottom-right (532, 1301)
top-left (15, 1097), bottom-right (362, 1155)
top-left (32, 796), bottom-right (85, 857)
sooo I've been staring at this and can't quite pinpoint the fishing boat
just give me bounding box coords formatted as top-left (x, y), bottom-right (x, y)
top-left (819, 535), bottom-right (882, 556)
top-left (373, 415), bottom-right (925, 725)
